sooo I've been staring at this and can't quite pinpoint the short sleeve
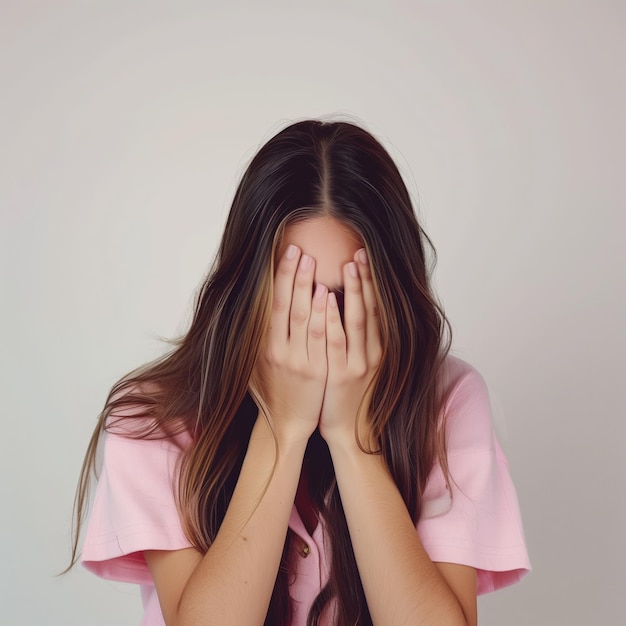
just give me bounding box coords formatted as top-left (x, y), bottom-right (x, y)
top-left (81, 421), bottom-right (194, 584)
top-left (416, 357), bottom-right (531, 595)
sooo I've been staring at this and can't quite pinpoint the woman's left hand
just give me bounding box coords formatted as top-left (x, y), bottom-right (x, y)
top-left (319, 248), bottom-right (382, 448)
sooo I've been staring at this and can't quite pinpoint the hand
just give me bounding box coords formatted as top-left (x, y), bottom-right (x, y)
top-left (250, 245), bottom-right (329, 447)
top-left (319, 248), bottom-right (382, 448)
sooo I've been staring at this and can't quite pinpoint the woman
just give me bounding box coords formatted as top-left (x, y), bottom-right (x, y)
top-left (68, 119), bottom-right (530, 625)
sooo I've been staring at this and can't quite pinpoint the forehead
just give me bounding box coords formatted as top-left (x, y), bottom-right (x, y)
top-left (278, 216), bottom-right (363, 290)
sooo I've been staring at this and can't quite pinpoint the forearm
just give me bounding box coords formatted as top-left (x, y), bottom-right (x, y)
top-left (328, 436), bottom-right (468, 626)
top-left (178, 414), bottom-right (307, 626)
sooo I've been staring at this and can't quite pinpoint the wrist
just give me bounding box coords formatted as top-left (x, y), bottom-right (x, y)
top-left (327, 433), bottom-right (391, 492)
top-left (250, 412), bottom-right (312, 457)
top-left (324, 426), bottom-right (380, 459)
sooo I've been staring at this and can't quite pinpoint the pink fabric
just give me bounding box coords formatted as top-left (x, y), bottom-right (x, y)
top-left (417, 357), bottom-right (531, 594)
top-left (81, 356), bottom-right (530, 624)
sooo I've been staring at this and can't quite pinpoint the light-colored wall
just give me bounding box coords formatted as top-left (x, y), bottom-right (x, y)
top-left (1, 1), bottom-right (623, 624)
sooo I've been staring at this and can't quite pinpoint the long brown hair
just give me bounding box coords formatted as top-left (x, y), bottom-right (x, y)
top-left (67, 119), bottom-right (452, 625)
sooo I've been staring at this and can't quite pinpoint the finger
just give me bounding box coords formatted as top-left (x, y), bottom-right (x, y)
top-left (269, 244), bottom-right (301, 346)
top-left (288, 253), bottom-right (315, 347)
top-left (326, 292), bottom-right (347, 371)
top-left (355, 248), bottom-right (381, 360)
top-left (307, 282), bottom-right (328, 364)
top-left (343, 261), bottom-right (367, 367)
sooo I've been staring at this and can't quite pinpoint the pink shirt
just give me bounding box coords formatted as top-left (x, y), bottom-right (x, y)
top-left (81, 356), bottom-right (531, 624)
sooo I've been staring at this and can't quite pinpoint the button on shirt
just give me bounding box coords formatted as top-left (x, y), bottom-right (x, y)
top-left (287, 506), bottom-right (331, 625)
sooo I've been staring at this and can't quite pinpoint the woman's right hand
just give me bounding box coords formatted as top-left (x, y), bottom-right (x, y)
top-left (147, 244), bottom-right (323, 624)
top-left (250, 244), bottom-right (328, 447)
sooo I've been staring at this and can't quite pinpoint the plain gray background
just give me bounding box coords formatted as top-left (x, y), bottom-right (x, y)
top-left (1, 1), bottom-right (624, 624)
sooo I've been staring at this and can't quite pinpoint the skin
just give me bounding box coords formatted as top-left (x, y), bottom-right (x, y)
top-left (144, 216), bottom-right (478, 625)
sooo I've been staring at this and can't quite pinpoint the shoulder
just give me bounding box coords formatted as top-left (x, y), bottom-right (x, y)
top-left (438, 354), bottom-right (488, 399)
top-left (103, 381), bottom-right (193, 450)
top-left (437, 355), bottom-right (493, 453)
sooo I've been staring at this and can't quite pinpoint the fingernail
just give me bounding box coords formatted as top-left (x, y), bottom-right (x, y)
top-left (314, 283), bottom-right (327, 299)
top-left (328, 292), bottom-right (338, 308)
top-left (357, 248), bottom-right (368, 264)
top-left (286, 244), bottom-right (298, 259)
top-left (348, 262), bottom-right (358, 278)
top-left (300, 254), bottom-right (312, 269)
